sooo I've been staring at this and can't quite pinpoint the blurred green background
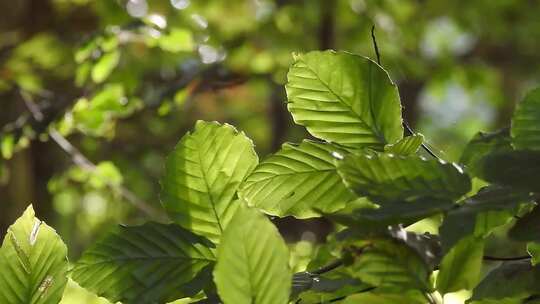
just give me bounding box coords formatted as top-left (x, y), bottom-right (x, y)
top-left (1, 0), bottom-right (540, 302)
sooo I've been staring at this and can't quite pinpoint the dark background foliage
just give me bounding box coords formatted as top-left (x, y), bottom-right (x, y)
top-left (1, 0), bottom-right (540, 302)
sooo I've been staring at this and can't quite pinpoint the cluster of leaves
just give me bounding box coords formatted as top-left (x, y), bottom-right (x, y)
top-left (2, 50), bottom-right (540, 304)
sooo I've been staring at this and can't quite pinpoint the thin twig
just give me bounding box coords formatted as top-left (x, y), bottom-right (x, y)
top-left (370, 25), bottom-right (381, 65)
top-left (370, 25), bottom-right (440, 160)
top-left (403, 121), bottom-right (439, 159)
top-left (49, 130), bottom-right (165, 219)
top-left (483, 255), bottom-right (531, 261)
top-left (310, 259), bottom-right (344, 276)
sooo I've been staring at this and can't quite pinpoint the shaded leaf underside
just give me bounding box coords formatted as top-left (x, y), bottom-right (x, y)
top-left (72, 222), bottom-right (215, 304)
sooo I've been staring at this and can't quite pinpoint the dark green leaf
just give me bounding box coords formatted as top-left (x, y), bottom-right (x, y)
top-left (476, 150), bottom-right (540, 192)
top-left (71, 222), bottom-right (215, 304)
top-left (509, 205), bottom-right (540, 242)
top-left (291, 271), bottom-right (364, 300)
top-left (460, 129), bottom-right (512, 176)
top-left (469, 261), bottom-right (540, 302)
top-left (331, 198), bottom-right (454, 228)
top-left (346, 239), bottom-right (431, 292)
top-left (285, 50), bottom-right (403, 149)
top-left (343, 291), bottom-right (426, 304)
top-left (337, 153), bottom-right (471, 202)
top-left (440, 186), bottom-right (530, 252)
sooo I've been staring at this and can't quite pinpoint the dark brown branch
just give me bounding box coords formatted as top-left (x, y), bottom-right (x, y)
top-left (371, 25), bottom-right (381, 65)
top-left (310, 259), bottom-right (344, 276)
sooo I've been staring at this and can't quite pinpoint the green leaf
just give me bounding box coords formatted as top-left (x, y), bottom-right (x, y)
top-left (343, 291), bottom-right (426, 304)
top-left (346, 239), bottom-right (431, 291)
top-left (239, 140), bottom-right (356, 218)
top-left (71, 222), bottom-right (215, 304)
top-left (331, 198), bottom-right (454, 229)
top-left (337, 153), bottom-right (471, 203)
top-left (1, 133), bottom-right (15, 159)
top-left (213, 207), bottom-right (292, 304)
top-left (475, 150), bottom-right (540, 192)
top-left (161, 120), bottom-right (258, 243)
top-left (291, 271), bottom-right (365, 301)
top-left (285, 50), bottom-right (403, 149)
top-left (460, 129), bottom-right (512, 176)
top-left (509, 205), bottom-right (540, 242)
top-left (511, 87), bottom-right (540, 150)
top-left (158, 28), bottom-right (194, 52)
top-left (469, 261), bottom-right (540, 302)
top-left (439, 186), bottom-right (530, 252)
top-left (528, 243), bottom-right (540, 266)
top-left (436, 236), bottom-right (484, 294)
top-left (91, 50), bottom-right (120, 83)
top-left (0, 205), bottom-right (68, 304)
top-left (384, 134), bottom-right (424, 155)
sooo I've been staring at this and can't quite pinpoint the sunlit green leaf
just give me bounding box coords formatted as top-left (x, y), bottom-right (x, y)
top-left (161, 121), bottom-right (258, 243)
top-left (384, 134), bottom-right (424, 155)
top-left (239, 140), bottom-right (355, 218)
top-left (437, 236), bottom-right (484, 294)
top-left (158, 28), bottom-right (194, 52)
top-left (91, 50), bottom-right (120, 83)
top-left (214, 207), bottom-right (291, 304)
top-left (1, 134), bottom-right (14, 159)
top-left (286, 50), bottom-right (403, 149)
top-left (0, 205), bottom-right (68, 304)
top-left (72, 222), bottom-right (215, 304)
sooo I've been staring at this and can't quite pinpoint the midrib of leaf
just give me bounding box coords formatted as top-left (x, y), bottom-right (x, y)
top-left (75, 255), bottom-right (214, 267)
top-left (197, 131), bottom-right (224, 234)
top-left (297, 57), bottom-right (385, 144)
top-left (240, 228), bottom-right (256, 302)
top-left (251, 168), bottom-right (336, 184)
top-left (367, 63), bottom-right (385, 143)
